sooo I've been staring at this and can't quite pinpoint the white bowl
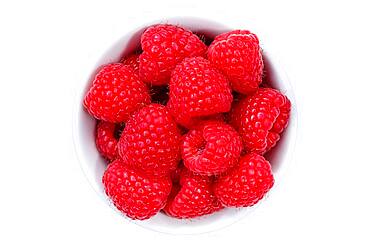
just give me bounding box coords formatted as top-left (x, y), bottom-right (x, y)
top-left (73, 17), bottom-right (298, 235)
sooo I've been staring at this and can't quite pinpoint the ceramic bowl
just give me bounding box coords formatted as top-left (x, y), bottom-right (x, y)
top-left (73, 16), bottom-right (298, 235)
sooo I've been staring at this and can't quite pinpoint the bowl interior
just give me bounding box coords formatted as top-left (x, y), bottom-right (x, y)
top-left (73, 17), bottom-right (297, 235)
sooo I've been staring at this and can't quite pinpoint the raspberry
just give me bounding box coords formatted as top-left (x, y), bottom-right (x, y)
top-left (120, 54), bottom-right (140, 75)
top-left (208, 30), bottom-right (263, 94)
top-left (175, 113), bottom-right (225, 130)
top-left (168, 57), bottom-right (233, 127)
top-left (166, 183), bottom-right (181, 205)
top-left (226, 94), bottom-right (247, 131)
top-left (167, 99), bottom-right (225, 129)
top-left (103, 159), bottom-right (172, 220)
top-left (164, 168), bottom-right (222, 219)
top-left (118, 104), bottom-right (182, 176)
top-left (166, 99), bottom-right (195, 128)
top-left (267, 132), bottom-right (281, 152)
top-left (95, 121), bottom-right (119, 161)
top-left (139, 24), bottom-right (207, 85)
top-left (170, 162), bottom-right (183, 184)
top-left (214, 153), bottom-right (274, 207)
top-left (182, 121), bottom-right (242, 175)
top-left (83, 63), bottom-right (150, 122)
top-left (229, 88), bottom-right (291, 153)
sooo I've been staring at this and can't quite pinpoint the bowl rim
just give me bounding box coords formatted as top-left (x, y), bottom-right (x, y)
top-left (72, 16), bottom-right (299, 235)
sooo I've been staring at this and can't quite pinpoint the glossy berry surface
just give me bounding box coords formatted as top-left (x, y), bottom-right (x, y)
top-left (182, 121), bottom-right (242, 175)
top-left (121, 54), bottom-right (140, 75)
top-left (118, 104), bottom-right (182, 176)
top-left (139, 24), bottom-right (207, 85)
top-left (229, 88), bottom-right (291, 153)
top-left (214, 153), bottom-right (274, 207)
top-left (83, 63), bottom-right (150, 123)
top-left (168, 57), bottom-right (233, 127)
top-left (95, 121), bottom-right (119, 161)
top-left (208, 30), bottom-right (263, 94)
top-left (164, 168), bottom-right (222, 219)
top-left (103, 159), bottom-right (172, 220)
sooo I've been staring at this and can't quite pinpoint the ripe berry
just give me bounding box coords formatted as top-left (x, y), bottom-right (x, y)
top-left (95, 121), bottom-right (119, 161)
top-left (118, 104), bottom-right (182, 176)
top-left (182, 121), bottom-right (242, 175)
top-left (139, 24), bottom-right (207, 85)
top-left (120, 54), bottom-right (140, 75)
top-left (103, 159), bottom-right (172, 220)
top-left (164, 168), bottom-right (222, 219)
top-left (168, 57), bottom-right (233, 127)
top-left (83, 63), bottom-right (150, 122)
top-left (214, 153), bottom-right (274, 207)
top-left (229, 88), bottom-right (291, 153)
top-left (208, 30), bottom-right (263, 94)
top-left (170, 162), bottom-right (183, 184)
top-left (167, 99), bottom-right (225, 129)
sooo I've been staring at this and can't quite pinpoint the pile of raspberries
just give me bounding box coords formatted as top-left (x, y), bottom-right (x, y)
top-left (83, 24), bottom-right (291, 220)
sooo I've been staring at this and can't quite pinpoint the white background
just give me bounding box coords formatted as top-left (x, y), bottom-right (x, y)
top-left (1, 0), bottom-right (369, 246)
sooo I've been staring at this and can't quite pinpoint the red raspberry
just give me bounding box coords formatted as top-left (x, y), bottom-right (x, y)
top-left (95, 121), bottom-right (119, 161)
top-left (166, 183), bottom-right (181, 204)
top-left (168, 57), bottom-right (233, 127)
top-left (176, 113), bottom-right (226, 130)
top-left (120, 54), bottom-right (140, 75)
top-left (167, 99), bottom-right (225, 129)
top-left (118, 104), bottom-right (182, 177)
top-left (170, 162), bottom-right (183, 184)
top-left (182, 121), bottom-right (242, 175)
top-left (208, 30), bottom-right (263, 94)
top-left (226, 94), bottom-right (247, 131)
top-left (229, 88), bottom-right (291, 153)
top-left (139, 24), bottom-right (207, 85)
top-left (83, 63), bottom-right (150, 123)
top-left (164, 168), bottom-right (222, 219)
top-left (166, 99), bottom-right (196, 128)
top-left (214, 153), bottom-right (274, 207)
top-left (103, 159), bottom-right (172, 220)
top-left (267, 132), bottom-right (281, 152)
